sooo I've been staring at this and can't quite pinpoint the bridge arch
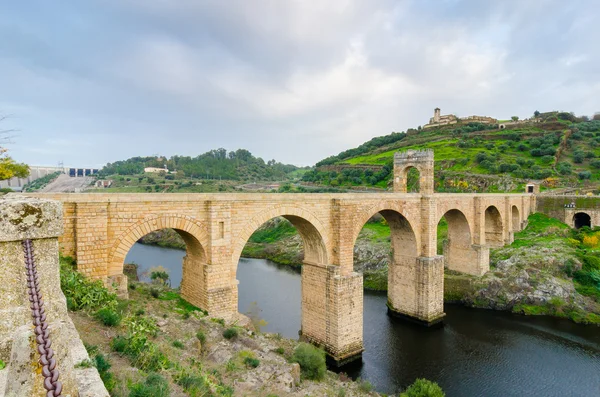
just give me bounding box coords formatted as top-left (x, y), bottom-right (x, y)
top-left (573, 212), bottom-right (591, 229)
top-left (353, 203), bottom-right (420, 317)
top-left (232, 205), bottom-right (329, 269)
top-left (512, 205), bottom-right (520, 231)
top-left (484, 205), bottom-right (504, 246)
top-left (107, 214), bottom-right (210, 310)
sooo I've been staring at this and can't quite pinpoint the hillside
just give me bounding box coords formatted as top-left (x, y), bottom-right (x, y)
top-left (303, 112), bottom-right (600, 193)
top-left (94, 148), bottom-right (306, 193)
top-left (100, 148), bottom-right (302, 181)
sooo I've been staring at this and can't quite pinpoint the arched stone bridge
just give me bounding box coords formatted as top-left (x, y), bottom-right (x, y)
top-left (30, 151), bottom-right (534, 365)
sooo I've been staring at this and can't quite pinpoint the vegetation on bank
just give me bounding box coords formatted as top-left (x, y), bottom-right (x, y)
top-left (447, 213), bottom-right (600, 325)
top-left (63, 256), bottom-right (442, 396)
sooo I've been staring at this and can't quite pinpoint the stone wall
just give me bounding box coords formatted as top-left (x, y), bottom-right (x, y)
top-left (0, 195), bottom-right (108, 396)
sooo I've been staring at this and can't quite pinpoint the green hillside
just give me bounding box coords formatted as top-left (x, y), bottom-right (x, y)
top-left (303, 112), bottom-right (600, 193)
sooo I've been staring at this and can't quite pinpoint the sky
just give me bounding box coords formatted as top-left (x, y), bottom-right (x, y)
top-left (1, 0), bottom-right (599, 168)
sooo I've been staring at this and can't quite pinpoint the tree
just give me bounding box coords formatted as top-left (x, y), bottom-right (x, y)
top-left (534, 110), bottom-right (540, 118)
top-left (593, 112), bottom-right (600, 121)
top-left (511, 116), bottom-right (519, 122)
top-left (1, 115), bottom-right (29, 180)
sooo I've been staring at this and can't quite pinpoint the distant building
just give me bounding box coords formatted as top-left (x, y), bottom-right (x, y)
top-left (144, 166), bottom-right (169, 173)
top-left (423, 108), bottom-right (497, 129)
top-left (95, 180), bottom-right (113, 188)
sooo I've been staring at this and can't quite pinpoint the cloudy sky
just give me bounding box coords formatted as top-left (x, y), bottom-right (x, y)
top-left (1, 0), bottom-right (598, 167)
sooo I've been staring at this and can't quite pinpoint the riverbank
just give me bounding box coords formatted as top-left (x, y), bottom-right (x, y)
top-left (446, 213), bottom-right (600, 325)
top-left (62, 256), bottom-right (403, 396)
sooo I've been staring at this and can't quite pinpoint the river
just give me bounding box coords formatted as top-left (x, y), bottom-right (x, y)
top-left (126, 243), bottom-right (600, 396)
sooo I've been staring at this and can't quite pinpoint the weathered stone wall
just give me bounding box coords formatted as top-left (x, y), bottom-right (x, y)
top-left (0, 195), bottom-right (108, 396)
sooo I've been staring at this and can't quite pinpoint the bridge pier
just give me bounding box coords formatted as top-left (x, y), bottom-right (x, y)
top-left (387, 255), bottom-right (445, 326)
top-left (301, 261), bottom-right (364, 366)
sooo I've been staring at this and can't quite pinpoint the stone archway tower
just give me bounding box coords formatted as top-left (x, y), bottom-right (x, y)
top-left (393, 149), bottom-right (434, 194)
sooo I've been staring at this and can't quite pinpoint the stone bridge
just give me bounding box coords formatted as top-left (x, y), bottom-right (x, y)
top-left (30, 150), bottom-right (534, 365)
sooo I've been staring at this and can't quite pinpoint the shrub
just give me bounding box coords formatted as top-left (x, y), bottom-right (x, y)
top-left (223, 328), bottom-right (238, 340)
top-left (291, 342), bottom-right (326, 381)
top-left (275, 347), bottom-right (285, 355)
top-left (129, 373), bottom-right (170, 397)
top-left (172, 340), bottom-right (184, 349)
top-left (401, 378), bottom-right (445, 397)
top-left (243, 356), bottom-right (260, 368)
top-left (95, 308), bottom-right (122, 326)
top-left (60, 256), bottom-right (117, 311)
top-left (94, 353), bottom-right (116, 391)
top-left (196, 330), bottom-right (206, 344)
top-left (578, 171), bottom-right (592, 180)
top-left (150, 288), bottom-right (160, 298)
top-left (358, 378), bottom-right (374, 392)
top-left (110, 336), bottom-right (128, 353)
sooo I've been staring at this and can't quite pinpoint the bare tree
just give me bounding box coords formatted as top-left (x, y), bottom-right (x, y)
top-left (0, 114), bottom-right (29, 181)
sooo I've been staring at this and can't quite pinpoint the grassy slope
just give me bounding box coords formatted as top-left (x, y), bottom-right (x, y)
top-left (310, 119), bottom-right (600, 191)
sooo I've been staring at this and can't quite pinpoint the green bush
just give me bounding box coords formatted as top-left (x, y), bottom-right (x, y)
top-left (95, 308), bottom-right (122, 326)
top-left (60, 256), bottom-right (117, 311)
top-left (172, 340), bottom-right (184, 349)
top-left (129, 373), bottom-right (170, 397)
top-left (401, 378), bottom-right (445, 397)
top-left (94, 353), bottom-right (116, 391)
top-left (175, 371), bottom-right (212, 395)
top-left (243, 356), bottom-right (260, 368)
top-left (196, 330), bottom-right (206, 344)
top-left (291, 342), bottom-right (326, 381)
top-left (358, 378), bottom-right (374, 392)
top-left (110, 336), bottom-right (128, 353)
top-left (223, 328), bottom-right (238, 340)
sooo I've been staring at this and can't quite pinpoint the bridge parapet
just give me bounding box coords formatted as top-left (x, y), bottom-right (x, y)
top-left (0, 195), bottom-right (108, 396)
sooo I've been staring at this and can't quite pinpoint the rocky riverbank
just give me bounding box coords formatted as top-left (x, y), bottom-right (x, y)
top-left (446, 213), bottom-right (600, 325)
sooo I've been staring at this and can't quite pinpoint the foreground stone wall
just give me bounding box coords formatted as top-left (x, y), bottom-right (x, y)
top-left (0, 195), bottom-right (108, 396)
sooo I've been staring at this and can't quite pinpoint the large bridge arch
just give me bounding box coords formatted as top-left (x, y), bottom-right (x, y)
top-left (352, 202), bottom-right (428, 321)
top-left (107, 214), bottom-right (210, 309)
top-left (231, 205), bottom-right (330, 269)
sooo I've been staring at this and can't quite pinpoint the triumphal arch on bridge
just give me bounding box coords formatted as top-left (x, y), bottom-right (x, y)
top-left (32, 150), bottom-right (534, 365)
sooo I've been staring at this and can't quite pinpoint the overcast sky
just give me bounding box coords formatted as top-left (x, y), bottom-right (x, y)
top-left (1, 0), bottom-right (598, 168)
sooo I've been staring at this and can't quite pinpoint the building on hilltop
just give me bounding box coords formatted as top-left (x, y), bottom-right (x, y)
top-left (423, 107), bottom-right (497, 129)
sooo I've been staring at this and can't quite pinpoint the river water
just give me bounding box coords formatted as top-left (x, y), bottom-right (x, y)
top-left (126, 243), bottom-right (600, 396)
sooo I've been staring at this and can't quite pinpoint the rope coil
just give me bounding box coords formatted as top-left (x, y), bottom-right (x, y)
top-left (23, 239), bottom-right (62, 397)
